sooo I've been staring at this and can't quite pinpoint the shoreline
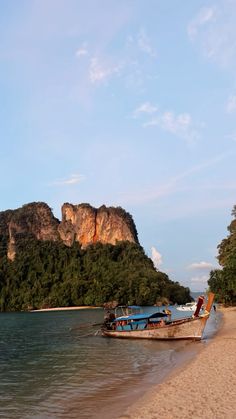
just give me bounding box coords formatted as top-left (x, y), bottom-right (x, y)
top-left (120, 307), bottom-right (236, 419)
top-left (30, 305), bottom-right (101, 312)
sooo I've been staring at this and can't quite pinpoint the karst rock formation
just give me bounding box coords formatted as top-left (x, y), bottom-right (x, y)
top-left (0, 202), bottom-right (139, 260)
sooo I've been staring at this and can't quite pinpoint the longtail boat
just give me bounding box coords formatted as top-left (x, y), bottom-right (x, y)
top-left (102, 293), bottom-right (215, 341)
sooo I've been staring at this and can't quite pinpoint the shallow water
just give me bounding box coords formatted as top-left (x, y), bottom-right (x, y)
top-left (0, 307), bottom-right (220, 419)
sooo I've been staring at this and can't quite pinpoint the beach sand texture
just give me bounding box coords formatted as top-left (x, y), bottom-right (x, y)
top-left (120, 307), bottom-right (236, 419)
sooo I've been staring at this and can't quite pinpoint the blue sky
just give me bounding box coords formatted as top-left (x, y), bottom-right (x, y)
top-left (1, 0), bottom-right (236, 291)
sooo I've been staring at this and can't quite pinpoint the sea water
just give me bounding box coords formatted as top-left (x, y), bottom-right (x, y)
top-left (0, 307), bottom-right (220, 419)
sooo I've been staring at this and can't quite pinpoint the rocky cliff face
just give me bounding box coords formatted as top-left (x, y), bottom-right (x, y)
top-left (58, 203), bottom-right (138, 247)
top-left (0, 203), bottom-right (60, 261)
top-left (0, 202), bottom-right (138, 260)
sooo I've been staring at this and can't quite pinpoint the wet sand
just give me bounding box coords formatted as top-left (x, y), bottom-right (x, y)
top-left (120, 307), bottom-right (236, 419)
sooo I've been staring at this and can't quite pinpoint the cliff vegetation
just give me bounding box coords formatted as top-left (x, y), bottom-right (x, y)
top-left (208, 205), bottom-right (236, 305)
top-left (0, 238), bottom-right (191, 311)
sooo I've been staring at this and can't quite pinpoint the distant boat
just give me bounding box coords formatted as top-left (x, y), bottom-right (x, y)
top-left (101, 293), bottom-right (214, 341)
top-left (176, 301), bottom-right (199, 312)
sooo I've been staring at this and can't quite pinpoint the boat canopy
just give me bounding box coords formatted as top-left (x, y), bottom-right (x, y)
top-left (114, 311), bottom-right (167, 322)
top-left (114, 305), bottom-right (143, 317)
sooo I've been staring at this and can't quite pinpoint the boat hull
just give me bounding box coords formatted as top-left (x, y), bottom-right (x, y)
top-left (102, 314), bottom-right (209, 340)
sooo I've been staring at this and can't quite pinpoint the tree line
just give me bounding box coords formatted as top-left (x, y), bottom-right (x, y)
top-left (208, 205), bottom-right (236, 305)
top-left (0, 238), bottom-right (191, 311)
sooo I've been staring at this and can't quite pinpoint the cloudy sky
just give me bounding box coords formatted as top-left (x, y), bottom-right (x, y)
top-left (1, 0), bottom-right (236, 291)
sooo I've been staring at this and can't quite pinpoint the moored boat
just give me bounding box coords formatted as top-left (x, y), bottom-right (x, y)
top-left (102, 293), bottom-right (214, 341)
top-left (176, 302), bottom-right (198, 312)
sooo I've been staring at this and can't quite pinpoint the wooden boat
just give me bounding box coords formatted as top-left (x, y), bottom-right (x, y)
top-left (102, 293), bottom-right (215, 341)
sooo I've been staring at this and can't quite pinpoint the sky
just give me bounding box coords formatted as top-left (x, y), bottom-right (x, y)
top-left (0, 0), bottom-right (236, 292)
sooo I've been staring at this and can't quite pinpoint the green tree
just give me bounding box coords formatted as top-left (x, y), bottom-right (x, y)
top-left (0, 237), bottom-right (192, 311)
top-left (208, 206), bottom-right (236, 305)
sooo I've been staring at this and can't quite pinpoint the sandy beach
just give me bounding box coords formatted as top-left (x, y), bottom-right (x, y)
top-left (120, 307), bottom-right (236, 419)
top-left (30, 306), bottom-right (100, 312)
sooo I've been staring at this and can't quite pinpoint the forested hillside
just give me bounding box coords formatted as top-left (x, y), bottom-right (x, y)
top-left (0, 238), bottom-right (191, 311)
top-left (208, 205), bottom-right (236, 305)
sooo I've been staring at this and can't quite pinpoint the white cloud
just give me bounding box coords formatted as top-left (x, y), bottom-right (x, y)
top-left (50, 174), bottom-right (85, 186)
top-left (133, 101), bottom-right (158, 117)
top-left (143, 110), bottom-right (198, 144)
top-left (137, 28), bottom-right (156, 57)
top-left (151, 246), bottom-right (162, 270)
top-left (188, 3), bottom-right (236, 69)
top-left (188, 7), bottom-right (216, 40)
top-left (187, 261), bottom-right (214, 270)
top-left (75, 44), bottom-right (88, 58)
top-left (89, 57), bottom-right (122, 84)
top-left (160, 112), bottom-right (192, 133)
top-left (226, 94), bottom-right (236, 113)
top-left (132, 102), bottom-right (198, 144)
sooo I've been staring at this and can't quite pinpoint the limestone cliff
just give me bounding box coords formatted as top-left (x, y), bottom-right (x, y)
top-left (0, 202), bottom-right (139, 260)
top-left (58, 203), bottom-right (139, 247)
top-left (0, 203), bottom-right (60, 260)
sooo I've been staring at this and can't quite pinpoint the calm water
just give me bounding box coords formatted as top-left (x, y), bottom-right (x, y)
top-left (0, 307), bottom-right (220, 419)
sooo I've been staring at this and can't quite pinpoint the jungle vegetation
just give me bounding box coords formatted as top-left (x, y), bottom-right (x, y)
top-left (208, 205), bottom-right (236, 305)
top-left (0, 238), bottom-right (191, 311)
